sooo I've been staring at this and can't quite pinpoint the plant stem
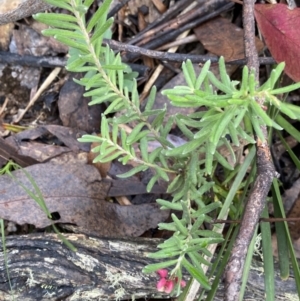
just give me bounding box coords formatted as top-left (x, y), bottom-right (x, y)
top-left (224, 1), bottom-right (277, 300)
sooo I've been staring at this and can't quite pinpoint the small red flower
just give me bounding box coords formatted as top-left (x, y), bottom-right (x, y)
top-left (155, 269), bottom-right (186, 294)
top-left (164, 280), bottom-right (174, 294)
top-left (156, 269), bottom-right (168, 278)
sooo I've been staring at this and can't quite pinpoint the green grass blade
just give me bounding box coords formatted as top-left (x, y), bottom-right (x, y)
top-left (275, 114), bottom-right (300, 142)
top-left (272, 180), bottom-right (290, 279)
top-left (260, 207), bottom-right (275, 301)
top-left (239, 225), bottom-right (257, 301)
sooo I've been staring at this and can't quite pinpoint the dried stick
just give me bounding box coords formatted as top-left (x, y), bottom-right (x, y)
top-left (0, 0), bottom-right (52, 25)
top-left (224, 1), bottom-right (278, 300)
top-left (0, 50), bottom-right (276, 68)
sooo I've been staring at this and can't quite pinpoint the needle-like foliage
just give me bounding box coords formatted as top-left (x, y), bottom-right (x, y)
top-left (34, 0), bottom-right (300, 297)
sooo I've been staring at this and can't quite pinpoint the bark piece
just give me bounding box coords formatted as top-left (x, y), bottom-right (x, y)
top-left (0, 233), bottom-right (297, 300)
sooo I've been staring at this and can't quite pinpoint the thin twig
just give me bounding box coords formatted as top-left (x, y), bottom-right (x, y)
top-left (122, 1), bottom-right (234, 62)
top-left (0, 50), bottom-right (276, 68)
top-left (0, 0), bottom-right (52, 25)
top-left (14, 67), bottom-right (61, 123)
top-left (128, 0), bottom-right (196, 45)
top-left (224, 1), bottom-right (278, 300)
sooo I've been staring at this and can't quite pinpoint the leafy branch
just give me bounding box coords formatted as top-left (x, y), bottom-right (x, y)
top-left (34, 0), bottom-right (300, 298)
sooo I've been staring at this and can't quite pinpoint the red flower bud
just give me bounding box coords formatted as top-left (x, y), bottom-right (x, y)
top-left (180, 280), bottom-right (186, 288)
top-left (156, 269), bottom-right (168, 278)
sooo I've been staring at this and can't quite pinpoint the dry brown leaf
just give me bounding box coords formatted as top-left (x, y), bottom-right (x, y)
top-left (58, 74), bottom-right (103, 133)
top-left (194, 17), bottom-right (264, 61)
top-left (0, 162), bottom-right (169, 236)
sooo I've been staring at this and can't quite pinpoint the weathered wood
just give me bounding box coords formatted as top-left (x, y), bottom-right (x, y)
top-left (0, 233), bottom-right (297, 300)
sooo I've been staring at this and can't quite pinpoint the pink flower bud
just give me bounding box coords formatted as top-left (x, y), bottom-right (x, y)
top-left (180, 280), bottom-right (186, 288)
top-left (156, 278), bottom-right (167, 292)
top-left (156, 269), bottom-right (168, 278)
top-left (164, 280), bottom-right (174, 294)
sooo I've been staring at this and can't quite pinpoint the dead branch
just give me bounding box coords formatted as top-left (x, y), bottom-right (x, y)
top-left (0, 0), bottom-right (52, 25)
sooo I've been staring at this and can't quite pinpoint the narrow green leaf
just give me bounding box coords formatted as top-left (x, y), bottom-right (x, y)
top-left (104, 98), bottom-right (125, 114)
top-left (248, 112), bottom-right (265, 142)
top-left (186, 60), bottom-right (197, 86)
top-left (78, 134), bottom-right (102, 143)
top-left (162, 86), bottom-right (192, 96)
top-left (84, 87), bottom-right (111, 97)
top-left (145, 86), bottom-right (157, 111)
top-left (250, 100), bottom-right (282, 130)
top-left (42, 29), bottom-right (84, 41)
top-left (83, 0), bottom-right (95, 7)
top-left (139, 137), bottom-right (148, 162)
top-left (171, 214), bottom-right (188, 235)
top-left (86, 0), bottom-right (113, 32)
top-left (158, 222), bottom-right (177, 231)
top-left (205, 142), bottom-right (214, 175)
top-left (188, 152), bottom-right (198, 185)
top-left (176, 117), bottom-right (194, 140)
top-left (190, 214), bottom-right (205, 233)
top-left (240, 65), bottom-right (249, 93)
top-left (156, 199), bottom-right (183, 210)
top-left (182, 60), bottom-right (195, 88)
top-left (66, 57), bottom-right (86, 72)
top-left (227, 122), bottom-right (239, 146)
top-left (188, 251), bottom-right (211, 268)
top-left (158, 237), bottom-right (180, 249)
top-left (146, 174), bottom-right (160, 192)
top-left (148, 147), bottom-right (163, 163)
top-left (270, 82), bottom-right (300, 95)
top-left (182, 257), bottom-right (211, 290)
top-left (117, 165), bottom-right (148, 178)
top-left (276, 102), bottom-right (298, 119)
top-left (195, 60), bottom-right (211, 89)
top-left (34, 13), bottom-right (79, 29)
top-left (214, 150), bottom-right (234, 170)
top-left (126, 123), bottom-right (145, 145)
top-left (219, 56), bottom-right (231, 87)
top-left (248, 71), bottom-right (256, 95)
top-left (260, 207), bottom-right (275, 301)
top-left (270, 62), bottom-right (285, 89)
top-left (210, 107), bottom-right (236, 147)
top-left (100, 151), bottom-right (124, 162)
top-left (208, 71), bottom-right (232, 94)
top-left (54, 36), bottom-right (88, 52)
top-left (111, 122), bottom-right (118, 144)
top-left (155, 168), bottom-right (169, 182)
top-left (143, 260), bottom-right (178, 274)
top-left (275, 114), bottom-right (300, 142)
top-left (100, 115), bottom-right (109, 138)
top-left (272, 181), bottom-right (290, 280)
top-left (167, 174), bottom-right (183, 194)
top-left (91, 18), bottom-right (114, 43)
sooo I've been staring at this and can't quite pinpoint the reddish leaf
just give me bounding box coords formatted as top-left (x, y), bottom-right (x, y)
top-left (254, 3), bottom-right (300, 82)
